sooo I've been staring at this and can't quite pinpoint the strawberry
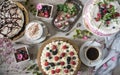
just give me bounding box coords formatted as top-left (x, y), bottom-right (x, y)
top-left (103, 9), bottom-right (107, 14)
top-left (54, 56), bottom-right (59, 61)
top-left (60, 61), bottom-right (65, 65)
top-left (62, 45), bottom-right (68, 49)
top-left (55, 69), bottom-right (60, 73)
top-left (51, 70), bottom-right (55, 74)
top-left (70, 51), bottom-right (74, 56)
top-left (97, 13), bottom-right (101, 18)
top-left (46, 52), bottom-right (50, 57)
top-left (71, 61), bottom-right (76, 65)
top-left (95, 17), bottom-right (100, 21)
top-left (106, 21), bottom-right (110, 25)
top-left (61, 52), bottom-right (66, 57)
top-left (64, 69), bottom-right (68, 73)
top-left (52, 45), bottom-right (57, 50)
top-left (44, 61), bottom-right (49, 66)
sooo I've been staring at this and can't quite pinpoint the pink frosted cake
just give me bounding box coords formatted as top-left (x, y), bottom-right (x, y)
top-left (83, 0), bottom-right (120, 36)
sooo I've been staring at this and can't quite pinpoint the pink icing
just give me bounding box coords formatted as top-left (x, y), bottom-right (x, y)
top-left (36, 3), bottom-right (42, 10)
top-left (17, 54), bottom-right (23, 60)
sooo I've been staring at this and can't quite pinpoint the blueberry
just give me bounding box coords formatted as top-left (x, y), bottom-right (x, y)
top-left (70, 69), bottom-right (73, 71)
top-left (49, 57), bottom-right (52, 59)
top-left (46, 66), bottom-right (50, 70)
top-left (50, 50), bottom-right (52, 52)
top-left (46, 47), bottom-right (49, 50)
top-left (52, 49), bottom-right (58, 55)
top-left (67, 65), bottom-right (71, 69)
top-left (113, 27), bottom-right (115, 29)
top-left (67, 57), bottom-right (71, 64)
top-left (57, 62), bottom-right (60, 65)
top-left (66, 50), bottom-right (69, 52)
top-left (72, 56), bottom-right (76, 59)
top-left (49, 63), bottom-right (55, 67)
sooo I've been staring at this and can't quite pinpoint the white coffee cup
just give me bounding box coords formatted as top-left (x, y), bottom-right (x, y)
top-left (25, 21), bottom-right (43, 41)
top-left (85, 46), bottom-right (102, 62)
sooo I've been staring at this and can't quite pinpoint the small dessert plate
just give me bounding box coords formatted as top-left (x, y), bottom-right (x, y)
top-left (79, 41), bottom-right (103, 67)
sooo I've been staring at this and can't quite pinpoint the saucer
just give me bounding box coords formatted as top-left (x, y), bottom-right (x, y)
top-left (79, 41), bottom-right (103, 67)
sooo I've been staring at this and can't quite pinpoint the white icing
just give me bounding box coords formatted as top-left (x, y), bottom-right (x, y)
top-left (84, 0), bottom-right (120, 35)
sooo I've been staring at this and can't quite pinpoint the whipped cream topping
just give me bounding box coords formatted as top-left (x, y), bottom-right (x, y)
top-left (40, 41), bottom-right (79, 75)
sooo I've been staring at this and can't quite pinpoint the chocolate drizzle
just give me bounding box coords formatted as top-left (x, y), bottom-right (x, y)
top-left (0, 0), bottom-right (25, 39)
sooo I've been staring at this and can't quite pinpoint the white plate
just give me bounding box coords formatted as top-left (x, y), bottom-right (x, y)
top-left (79, 41), bottom-right (103, 67)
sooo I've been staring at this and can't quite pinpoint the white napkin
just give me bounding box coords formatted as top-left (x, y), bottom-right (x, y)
top-left (94, 32), bottom-right (120, 75)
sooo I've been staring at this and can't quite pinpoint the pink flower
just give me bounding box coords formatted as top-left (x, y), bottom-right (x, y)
top-left (17, 54), bottom-right (23, 60)
top-left (36, 3), bottom-right (42, 10)
top-left (111, 56), bottom-right (117, 61)
top-left (82, 36), bottom-right (88, 40)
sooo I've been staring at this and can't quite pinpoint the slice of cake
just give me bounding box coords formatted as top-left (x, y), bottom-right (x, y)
top-left (83, 0), bottom-right (120, 36)
top-left (0, 0), bottom-right (24, 39)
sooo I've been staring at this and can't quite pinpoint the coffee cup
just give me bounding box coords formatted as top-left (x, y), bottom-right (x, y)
top-left (85, 46), bottom-right (102, 62)
top-left (25, 21), bottom-right (43, 41)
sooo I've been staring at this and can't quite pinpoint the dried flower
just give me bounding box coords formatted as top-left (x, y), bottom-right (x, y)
top-left (36, 3), bottom-right (42, 10)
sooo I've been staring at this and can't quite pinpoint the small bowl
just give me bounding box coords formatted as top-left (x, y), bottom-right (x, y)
top-left (14, 46), bottom-right (30, 63)
top-left (36, 3), bottom-right (53, 18)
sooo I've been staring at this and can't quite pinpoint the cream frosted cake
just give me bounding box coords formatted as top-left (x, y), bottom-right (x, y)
top-left (0, 0), bottom-right (24, 38)
top-left (83, 0), bottom-right (120, 36)
top-left (40, 40), bottom-right (79, 75)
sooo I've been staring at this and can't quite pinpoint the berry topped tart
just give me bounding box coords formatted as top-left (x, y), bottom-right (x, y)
top-left (37, 37), bottom-right (81, 75)
top-left (83, 0), bottom-right (120, 36)
top-left (0, 0), bottom-right (29, 40)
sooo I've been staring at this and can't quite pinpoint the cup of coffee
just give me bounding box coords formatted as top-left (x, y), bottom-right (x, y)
top-left (85, 46), bottom-right (102, 62)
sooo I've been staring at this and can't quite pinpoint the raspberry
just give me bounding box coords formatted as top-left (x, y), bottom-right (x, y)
top-left (60, 61), bottom-right (65, 65)
top-left (66, 14), bottom-right (71, 18)
top-left (97, 13), bottom-right (101, 18)
top-left (71, 61), bottom-right (76, 65)
top-left (106, 21), bottom-right (110, 25)
top-left (52, 45), bottom-right (57, 50)
top-left (64, 69), bottom-right (68, 73)
top-left (95, 17), bottom-right (100, 21)
top-left (51, 70), bottom-right (55, 74)
top-left (61, 53), bottom-right (66, 57)
top-left (54, 56), bottom-right (59, 61)
top-left (103, 9), bottom-right (107, 14)
top-left (44, 61), bottom-right (49, 66)
top-left (70, 51), bottom-right (74, 56)
top-left (62, 45), bottom-right (68, 49)
top-left (46, 52), bottom-right (51, 57)
top-left (56, 69), bottom-right (60, 73)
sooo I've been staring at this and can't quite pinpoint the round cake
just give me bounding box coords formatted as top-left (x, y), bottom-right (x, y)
top-left (37, 37), bottom-right (80, 75)
top-left (0, 0), bottom-right (25, 39)
top-left (83, 0), bottom-right (120, 36)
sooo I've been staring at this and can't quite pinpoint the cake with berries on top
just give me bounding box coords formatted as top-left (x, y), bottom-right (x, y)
top-left (37, 37), bottom-right (80, 75)
top-left (83, 0), bottom-right (120, 36)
